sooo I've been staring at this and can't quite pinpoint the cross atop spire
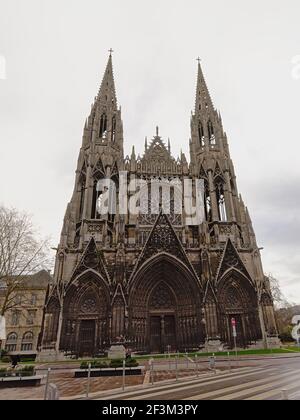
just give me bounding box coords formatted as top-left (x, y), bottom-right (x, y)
top-left (108, 48), bottom-right (114, 56)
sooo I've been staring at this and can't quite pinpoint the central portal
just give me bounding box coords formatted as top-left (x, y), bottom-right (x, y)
top-left (150, 314), bottom-right (176, 353)
top-left (79, 320), bottom-right (96, 356)
top-left (129, 256), bottom-right (205, 353)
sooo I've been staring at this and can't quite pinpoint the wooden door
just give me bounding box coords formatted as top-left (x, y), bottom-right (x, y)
top-left (163, 315), bottom-right (176, 352)
top-left (150, 316), bottom-right (161, 353)
top-left (79, 320), bottom-right (96, 356)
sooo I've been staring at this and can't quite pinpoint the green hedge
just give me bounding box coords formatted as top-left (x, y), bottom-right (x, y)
top-left (125, 358), bottom-right (139, 368)
top-left (0, 366), bottom-right (35, 378)
top-left (80, 360), bottom-right (108, 370)
top-left (109, 359), bottom-right (123, 368)
top-left (79, 358), bottom-right (139, 369)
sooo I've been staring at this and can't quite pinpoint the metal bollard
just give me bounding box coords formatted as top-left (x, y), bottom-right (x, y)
top-left (227, 352), bottom-right (231, 372)
top-left (122, 360), bottom-right (126, 391)
top-left (195, 354), bottom-right (199, 377)
top-left (209, 355), bottom-right (216, 372)
top-left (47, 383), bottom-right (60, 400)
top-left (44, 368), bottom-right (51, 400)
top-left (175, 356), bottom-right (178, 382)
top-left (86, 362), bottom-right (91, 399)
top-left (149, 359), bottom-right (154, 386)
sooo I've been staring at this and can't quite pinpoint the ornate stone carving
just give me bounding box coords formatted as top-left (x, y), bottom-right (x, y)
top-left (149, 283), bottom-right (174, 309)
top-left (217, 239), bottom-right (251, 282)
top-left (80, 297), bottom-right (97, 313)
top-left (87, 223), bottom-right (103, 234)
top-left (71, 237), bottom-right (110, 282)
top-left (219, 224), bottom-right (232, 235)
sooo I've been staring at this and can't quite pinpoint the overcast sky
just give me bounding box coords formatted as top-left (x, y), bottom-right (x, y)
top-left (0, 0), bottom-right (299, 303)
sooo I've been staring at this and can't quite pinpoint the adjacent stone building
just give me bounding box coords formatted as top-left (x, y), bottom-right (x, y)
top-left (41, 54), bottom-right (278, 357)
top-left (0, 270), bottom-right (51, 356)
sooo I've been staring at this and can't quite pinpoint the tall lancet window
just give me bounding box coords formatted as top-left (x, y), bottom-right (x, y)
top-left (111, 116), bottom-right (116, 142)
top-left (216, 181), bottom-right (227, 222)
top-left (204, 182), bottom-right (212, 222)
top-left (208, 120), bottom-right (216, 147)
top-left (91, 179), bottom-right (104, 219)
top-left (198, 122), bottom-right (205, 147)
top-left (78, 175), bottom-right (86, 219)
top-left (99, 113), bottom-right (108, 138)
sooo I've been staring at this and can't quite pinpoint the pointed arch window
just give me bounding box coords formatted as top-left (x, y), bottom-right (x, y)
top-left (208, 120), bottom-right (216, 147)
top-left (92, 179), bottom-right (104, 220)
top-left (204, 181), bottom-right (212, 222)
top-left (78, 173), bottom-right (86, 219)
top-left (108, 176), bottom-right (118, 224)
top-left (111, 116), bottom-right (116, 142)
top-left (99, 113), bottom-right (108, 138)
top-left (96, 190), bottom-right (104, 220)
top-left (198, 122), bottom-right (205, 147)
top-left (215, 181), bottom-right (227, 222)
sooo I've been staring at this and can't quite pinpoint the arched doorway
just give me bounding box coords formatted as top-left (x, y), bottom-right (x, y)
top-left (128, 254), bottom-right (204, 353)
top-left (218, 271), bottom-right (262, 348)
top-left (148, 282), bottom-right (177, 353)
top-left (61, 271), bottom-right (110, 356)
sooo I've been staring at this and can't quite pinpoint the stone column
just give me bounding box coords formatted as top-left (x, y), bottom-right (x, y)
top-left (258, 304), bottom-right (268, 349)
top-left (208, 171), bottom-right (219, 222)
top-left (224, 171), bottom-right (236, 222)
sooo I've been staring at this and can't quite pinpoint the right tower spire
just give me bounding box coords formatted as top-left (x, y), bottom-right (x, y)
top-left (190, 59), bottom-right (251, 242)
top-left (195, 58), bottom-right (214, 114)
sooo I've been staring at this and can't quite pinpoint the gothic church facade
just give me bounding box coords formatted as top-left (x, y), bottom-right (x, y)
top-left (41, 54), bottom-right (278, 356)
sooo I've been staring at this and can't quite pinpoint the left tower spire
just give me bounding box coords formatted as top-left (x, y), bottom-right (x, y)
top-left (82, 51), bottom-right (123, 153)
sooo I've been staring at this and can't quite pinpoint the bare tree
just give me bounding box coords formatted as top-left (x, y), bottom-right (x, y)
top-left (268, 274), bottom-right (292, 309)
top-left (0, 206), bottom-right (51, 316)
top-left (267, 274), bottom-right (297, 341)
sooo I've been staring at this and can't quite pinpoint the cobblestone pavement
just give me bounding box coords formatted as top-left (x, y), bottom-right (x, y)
top-left (0, 371), bottom-right (144, 400)
top-left (1, 355), bottom-right (293, 400)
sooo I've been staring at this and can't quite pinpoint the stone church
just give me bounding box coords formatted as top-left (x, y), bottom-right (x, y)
top-left (41, 53), bottom-right (278, 357)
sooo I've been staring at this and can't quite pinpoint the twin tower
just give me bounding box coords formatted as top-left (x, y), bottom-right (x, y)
top-left (41, 53), bottom-right (278, 357)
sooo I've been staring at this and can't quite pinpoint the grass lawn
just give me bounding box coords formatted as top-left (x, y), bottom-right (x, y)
top-left (134, 347), bottom-right (300, 360)
top-left (0, 346), bottom-right (299, 366)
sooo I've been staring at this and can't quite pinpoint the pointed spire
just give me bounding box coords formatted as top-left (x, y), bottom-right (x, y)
top-left (131, 145), bottom-right (136, 160)
top-left (97, 52), bottom-right (117, 109)
top-left (195, 59), bottom-right (214, 114)
top-left (168, 138), bottom-right (171, 154)
top-left (145, 137), bottom-right (148, 152)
